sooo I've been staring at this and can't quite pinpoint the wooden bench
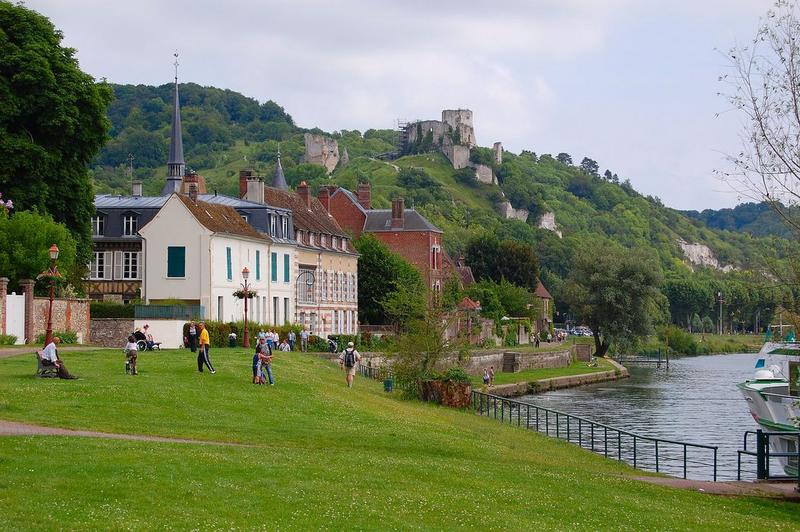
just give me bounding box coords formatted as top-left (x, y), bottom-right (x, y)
top-left (35, 351), bottom-right (59, 378)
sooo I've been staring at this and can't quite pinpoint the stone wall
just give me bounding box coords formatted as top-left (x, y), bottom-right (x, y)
top-left (458, 348), bottom-right (571, 374)
top-left (490, 367), bottom-right (626, 397)
top-left (32, 298), bottom-right (90, 343)
top-left (90, 318), bottom-right (135, 347)
top-left (473, 163), bottom-right (494, 184)
top-left (304, 133), bottom-right (340, 174)
top-left (441, 109), bottom-right (476, 146)
top-left (537, 212), bottom-right (562, 238)
top-left (497, 201), bottom-right (529, 222)
top-left (443, 142), bottom-right (470, 169)
top-left (405, 120), bottom-right (447, 146)
top-left (493, 142), bottom-right (503, 165)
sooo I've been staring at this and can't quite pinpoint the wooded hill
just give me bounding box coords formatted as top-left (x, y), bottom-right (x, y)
top-left (92, 84), bottom-right (800, 330)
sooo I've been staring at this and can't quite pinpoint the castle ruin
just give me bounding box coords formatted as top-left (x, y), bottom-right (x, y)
top-left (304, 133), bottom-right (340, 174)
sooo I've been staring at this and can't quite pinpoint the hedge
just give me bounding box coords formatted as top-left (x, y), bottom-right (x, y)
top-left (90, 302), bottom-right (135, 319)
top-left (35, 330), bottom-right (78, 344)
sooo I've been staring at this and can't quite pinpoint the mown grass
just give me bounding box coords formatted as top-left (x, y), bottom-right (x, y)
top-left (473, 359), bottom-right (615, 387)
top-left (0, 349), bottom-right (798, 530)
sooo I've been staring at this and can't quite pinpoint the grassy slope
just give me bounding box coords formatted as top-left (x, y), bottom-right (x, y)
top-left (0, 349), bottom-right (797, 529)
top-left (474, 359), bottom-right (616, 386)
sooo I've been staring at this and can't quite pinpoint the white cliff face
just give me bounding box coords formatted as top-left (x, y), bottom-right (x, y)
top-left (678, 240), bottom-right (734, 271)
top-left (537, 212), bottom-right (562, 238)
top-left (497, 201), bottom-right (529, 222)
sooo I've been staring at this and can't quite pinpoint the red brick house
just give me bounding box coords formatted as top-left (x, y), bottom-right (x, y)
top-left (326, 184), bottom-right (455, 293)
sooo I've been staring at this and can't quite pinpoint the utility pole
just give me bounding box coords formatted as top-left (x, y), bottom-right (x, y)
top-left (717, 292), bottom-right (724, 336)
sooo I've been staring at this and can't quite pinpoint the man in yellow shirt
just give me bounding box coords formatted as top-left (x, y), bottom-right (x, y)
top-left (197, 322), bottom-right (215, 374)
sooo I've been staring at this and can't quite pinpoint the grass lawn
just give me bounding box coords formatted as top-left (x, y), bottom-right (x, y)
top-left (472, 359), bottom-right (616, 387)
top-left (0, 348), bottom-right (798, 529)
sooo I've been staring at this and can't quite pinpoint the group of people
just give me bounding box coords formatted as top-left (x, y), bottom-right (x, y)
top-left (482, 366), bottom-right (496, 386)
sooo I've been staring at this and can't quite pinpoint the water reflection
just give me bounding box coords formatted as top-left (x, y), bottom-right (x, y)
top-left (517, 353), bottom-right (763, 480)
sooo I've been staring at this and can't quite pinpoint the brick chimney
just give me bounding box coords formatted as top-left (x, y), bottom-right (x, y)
top-left (239, 169), bottom-right (255, 198)
top-left (188, 183), bottom-right (198, 203)
top-left (391, 197), bottom-right (405, 229)
top-left (131, 181), bottom-right (143, 197)
top-left (318, 186), bottom-right (331, 212)
top-left (357, 182), bottom-right (371, 209)
top-left (297, 180), bottom-right (311, 208)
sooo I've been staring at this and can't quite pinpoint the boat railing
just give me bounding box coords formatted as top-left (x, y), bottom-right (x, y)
top-left (471, 390), bottom-right (718, 481)
top-left (759, 391), bottom-right (798, 401)
top-left (737, 429), bottom-right (800, 489)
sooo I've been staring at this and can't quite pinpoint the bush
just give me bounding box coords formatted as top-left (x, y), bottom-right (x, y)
top-left (90, 302), bottom-right (135, 318)
top-left (0, 334), bottom-right (17, 345)
top-left (36, 330), bottom-right (78, 344)
top-left (657, 326), bottom-right (697, 355)
top-left (437, 367), bottom-right (471, 384)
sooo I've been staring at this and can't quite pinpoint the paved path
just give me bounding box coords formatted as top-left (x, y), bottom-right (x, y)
top-left (0, 420), bottom-right (256, 447)
top-left (633, 476), bottom-right (800, 500)
top-left (0, 346), bottom-right (105, 359)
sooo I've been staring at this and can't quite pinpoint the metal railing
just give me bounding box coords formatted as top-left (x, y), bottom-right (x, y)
top-left (134, 304), bottom-right (204, 320)
top-left (737, 430), bottom-right (800, 489)
top-left (357, 364), bottom-right (412, 391)
top-left (613, 349), bottom-right (669, 367)
top-left (471, 390), bottom-right (718, 481)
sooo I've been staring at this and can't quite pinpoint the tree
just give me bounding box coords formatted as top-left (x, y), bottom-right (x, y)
top-left (0, 208), bottom-right (78, 292)
top-left (0, 2), bottom-right (113, 264)
top-left (353, 235), bottom-right (425, 325)
top-left (465, 236), bottom-right (539, 290)
top-left (702, 315), bottom-right (715, 336)
top-left (691, 313), bottom-right (703, 333)
top-left (579, 157), bottom-right (599, 177)
top-left (721, 1), bottom-right (800, 234)
top-left (556, 153), bottom-right (573, 165)
top-left (562, 244), bottom-right (663, 357)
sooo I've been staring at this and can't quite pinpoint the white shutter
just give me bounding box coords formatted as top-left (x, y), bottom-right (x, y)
top-left (102, 251), bottom-right (112, 279)
top-left (136, 252), bottom-right (142, 280)
top-left (113, 251), bottom-right (123, 280)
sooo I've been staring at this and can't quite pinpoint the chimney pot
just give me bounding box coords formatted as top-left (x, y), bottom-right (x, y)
top-left (318, 186), bottom-right (331, 213)
top-left (357, 182), bottom-right (371, 209)
top-left (245, 177), bottom-right (265, 204)
top-left (188, 183), bottom-right (198, 203)
top-left (297, 181), bottom-right (311, 208)
top-left (391, 197), bottom-right (404, 229)
top-left (132, 181), bottom-right (143, 197)
top-left (239, 169), bottom-right (254, 198)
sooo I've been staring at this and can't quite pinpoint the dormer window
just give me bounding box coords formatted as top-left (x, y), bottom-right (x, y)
top-left (309, 233), bottom-right (316, 246)
top-left (332, 236), bottom-right (338, 250)
top-left (321, 234), bottom-right (327, 247)
top-left (91, 215), bottom-right (105, 236)
top-left (123, 214), bottom-right (138, 236)
top-left (282, 217), bottom-right (288, 238)
top-left (238, 211), bottom-right (249, 224)
top-left (270, 215), bottom-right (277, 237)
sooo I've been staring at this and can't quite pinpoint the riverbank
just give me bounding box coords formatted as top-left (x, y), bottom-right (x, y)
top-left (0, 348), bottom-right (796, 529)
top-left (481, 358), bottom-right (628, 397)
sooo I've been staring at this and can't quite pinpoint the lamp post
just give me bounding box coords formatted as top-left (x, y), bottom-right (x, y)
top-left (44, 244), bottom-right (59, 346)
top-left (717, 291), bottom-right (724, 336)
top-left (242, 267), bottom-right (251, 348)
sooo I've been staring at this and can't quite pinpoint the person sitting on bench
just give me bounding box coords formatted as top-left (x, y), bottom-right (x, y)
top-left (41, 337), bottom-right (77, 379)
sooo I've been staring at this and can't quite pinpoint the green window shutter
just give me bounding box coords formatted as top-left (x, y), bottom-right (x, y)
top-left (226, 247), bottom-right (232, 280)
top-left (271, 252), bottom-right (277, 282)
top-left (283, 254), bottom-right (290, 282)
top-left (167, 246), bottom-right (185, 278)
top-left (256, 250), bottom-right (261, 281)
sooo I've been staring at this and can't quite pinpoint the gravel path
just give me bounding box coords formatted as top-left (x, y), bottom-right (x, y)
top-left (0, 420), bottom-right (257, 447)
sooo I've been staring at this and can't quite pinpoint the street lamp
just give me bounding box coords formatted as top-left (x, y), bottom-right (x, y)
top-left (241, 266), bottom-right (251, 348)
top-left (44, 244), bottom-right (59, 346)
top-left (717, 291), bottom-right (724, 336)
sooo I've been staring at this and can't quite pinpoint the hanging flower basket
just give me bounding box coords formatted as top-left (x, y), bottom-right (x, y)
top-left (233, 289), bottom-right (257, 299)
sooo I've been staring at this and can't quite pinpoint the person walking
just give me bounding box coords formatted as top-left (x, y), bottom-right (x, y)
top-left (338, 341), bottom-right (361, 388)
top-left (197, 322), bottom-right (215, 374)
top-left (488, 366), bottom-right (495, 386)
top-left (288, 330), bottom-right (296, 351)
top-left (188, 322), bottom-right (197, 352)
top-left (300, 328), bottom-right (309, 352)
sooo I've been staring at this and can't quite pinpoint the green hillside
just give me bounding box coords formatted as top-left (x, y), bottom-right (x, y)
top-left (682, 202), bottom-right (799, 240)
top-left (91, 84), bottom-right (800, 329)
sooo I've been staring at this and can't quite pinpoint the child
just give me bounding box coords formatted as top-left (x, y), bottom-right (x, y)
top-left (252, 343), bottom-right (262, 384)
top-left (124, 335), bottom-right (138, 375)
top-left (482, 369), bottom-right (490, 386)
top-left (488, 366), bottom-right (495, 386)
top-left (258, 349), bottom-right (274, 385)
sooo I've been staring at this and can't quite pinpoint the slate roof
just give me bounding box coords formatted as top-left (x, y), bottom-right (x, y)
top-left (174, 194), bottom-right (270, 242)
top-left (363, 209), bottom-right (442, 233)
top-left (272, 153), bottom-right (288, 190)
top-left (535, 280), bottom-right (552, 299)
top-left (95, 194), bottom-right (168, 209)
top-left (264, 186), bottom-right (348, 239)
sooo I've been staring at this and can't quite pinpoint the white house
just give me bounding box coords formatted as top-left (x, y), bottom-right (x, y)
top-left (139, 193), bottom-right (295, 324)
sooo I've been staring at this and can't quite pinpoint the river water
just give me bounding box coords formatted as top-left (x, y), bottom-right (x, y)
top-left (516, 353), bottom-right (764, 480)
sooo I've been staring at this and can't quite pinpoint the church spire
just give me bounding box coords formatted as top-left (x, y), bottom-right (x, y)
top-left (272, 149), bottom-right (288, 190)
top-left (161, 51), bottom-right (185, 195)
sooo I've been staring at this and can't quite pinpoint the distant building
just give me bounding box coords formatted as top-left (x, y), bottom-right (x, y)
top-left (534, 280), bottom-right (553, 333)
top-left (326, 183), bottom-right (465, 294)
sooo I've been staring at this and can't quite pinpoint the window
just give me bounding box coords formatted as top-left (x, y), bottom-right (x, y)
top-left (322, 271), bottom-right (328, 301)
top-left (91, 216), bottom-right (105, 236)
top-left (283, 254), bottom-right (290, 283)
top-left (167, 246), bottom-right (186, 278)
top-left (282, 217), bottom-right (288, 238)
top-left (332, 237), bottom-right (338, 250)
top-left (240, 213), bottom-right (249, 223)
top-left (226, 247), bottom-right (232, 280)
top-left (298, 267), bottom-right (316, 304)
top-left (255, 250), bottom-right (261, 281)
top-left (321, 234), bottom-right (327, 247)
top-left (284, 297), bottom-right (289, 324)
top-left (341, 238), bottom-right (347, 251)
top-left (333, 310), bottom-right (338, 333)
top-left (123, 215), bottom-right (138, 236)
top-left (90, 251), bottom-right (111, 280)
top-left (271, 252), bottom-right (277, 282)
top-left (309, 233), bottom-right (316, 246)
top-left (270, 215), bottom-right (277, 237)
top-left (273, 297), bottom-right (280, 325)
top-left (122, 251), bottom-right (140, 280)
top-left (217, 296), bottom-right (224, 321)
top-left (431, 245), bottom-right (440, 270)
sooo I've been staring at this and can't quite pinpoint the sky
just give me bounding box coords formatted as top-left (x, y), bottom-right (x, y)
top-left (24, 0), bottom-right (774, 210)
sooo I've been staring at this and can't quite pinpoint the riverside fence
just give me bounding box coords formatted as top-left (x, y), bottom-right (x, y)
top-left (471, 390), bottom-right (719, 481)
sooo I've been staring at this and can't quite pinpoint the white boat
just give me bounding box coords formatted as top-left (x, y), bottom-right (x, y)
top-left (737, 328), bottom-right (800, 476)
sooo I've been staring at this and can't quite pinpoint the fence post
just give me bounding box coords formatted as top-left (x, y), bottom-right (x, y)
top-left (756, 430), bottom-right (767, 480)
top-left (683, 444), bottom-right (687, 479)
top-left (633, 436), bottom-right (637, 469)
top-left (713, 448), bottom-right (717, 482)
top-left (655, 440), bottom-right (659, 473)
top-left (526, 405), bottom-right (530, 429)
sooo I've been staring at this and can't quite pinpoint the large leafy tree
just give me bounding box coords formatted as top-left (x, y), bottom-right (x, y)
top-left (563, 243), bottom-right (663, 357)
top-left (353, 234), bottom-right (425, 325)
top-left (0, 2), bottom-right (112, 264)
top-left (465, 235), bottom-right (539, 290)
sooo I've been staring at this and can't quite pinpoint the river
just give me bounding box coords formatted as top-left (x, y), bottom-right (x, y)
top-left (516, 352), bottom-right (765, 480)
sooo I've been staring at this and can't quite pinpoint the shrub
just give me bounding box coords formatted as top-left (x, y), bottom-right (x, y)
top-left (90, 302), bottom-right (134, 318)
top-left (36, 330), bottom-right (78, 344)
top-left (657, 325), bottom-right (697, 355)
top-left (0, 334), bottom-right (17, 345)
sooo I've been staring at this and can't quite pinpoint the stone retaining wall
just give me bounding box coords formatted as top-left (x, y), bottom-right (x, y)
top-left (489, 359), bottom-right (629, 398)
